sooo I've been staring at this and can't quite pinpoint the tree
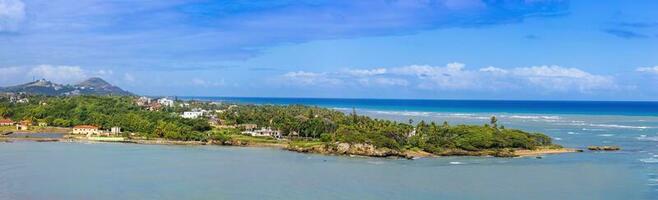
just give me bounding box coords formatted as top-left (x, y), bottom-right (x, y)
top-left (490, 116), bottom-right (498, 129)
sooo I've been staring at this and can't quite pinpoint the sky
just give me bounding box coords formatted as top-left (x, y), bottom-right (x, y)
top-left (1, 0), bottom-right (657, 100)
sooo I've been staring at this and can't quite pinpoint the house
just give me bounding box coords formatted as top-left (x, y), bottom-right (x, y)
top-left (242, 127), bottom-right (281, 138)
top-left (16, 120), bottom-right (31, 131)
top-left (72, 125), bottom-right (101, 135)
top-left (147, 102), bottom-right (162, 111)
top-left (157, 98), bottom-right (174, 107)
top-left (110, 127), bottom-right (122, 135)
top-left (38, 122), bottom-right (48, 127)
top-left (0, 119), bottom-right (15, 126)
top-left (181, 111), bottom-right (204, 119)
top-left (135, 96), bottom-right (152, 106)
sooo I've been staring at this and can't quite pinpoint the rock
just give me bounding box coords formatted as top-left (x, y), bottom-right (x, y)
top-left (587, 146), bottom-right (621, 151)
top-left (336, 143), bottom-right (350, 154)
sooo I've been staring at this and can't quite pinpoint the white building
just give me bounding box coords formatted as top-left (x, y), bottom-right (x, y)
top-left (111, 127), bottom-right (122, 134)
top-left (72, 125), bottom-right (101, 135)
top-left (242, 127), bottom-right (281, 138)
top-left (181, 111), bottom-right (204, 119)
top-left (157, 98), bottom-right (174, 107)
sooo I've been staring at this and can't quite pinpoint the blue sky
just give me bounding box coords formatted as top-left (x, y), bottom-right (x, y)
top-left (1, 0), bottom-right (657, 100)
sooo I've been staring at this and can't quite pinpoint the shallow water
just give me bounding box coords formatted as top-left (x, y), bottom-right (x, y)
top-left (0, 141), bottom-right (652, 200)
top-left (2, 98), bottom-right (658, 199)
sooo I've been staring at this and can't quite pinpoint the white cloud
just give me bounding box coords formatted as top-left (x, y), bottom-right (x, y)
top-left (389, 63), bottom-right (478, 90)
top-left (637, 66), bottom-right (658, 75)
top-left (0, 66), bottom-right (23, 85)
top-left (344, 68), bottom-right (387, 77)
top-left (479, 66), bottom-right (508, 74)
top-left (28, 65), bottom-right (87, 83)
top-left (510, 65), bottom-right (615, 92)
top-left (283, 71), bottom-right (342, 86)
top-left (191, 78), bottom-right (226, 87)
top-left (279, 63), bottom-right (616, 94)
top-left (0, 0), bottom-right (25, 32)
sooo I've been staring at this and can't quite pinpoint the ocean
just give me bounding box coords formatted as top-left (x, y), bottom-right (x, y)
top-left (1, 97), bottom-right (657, 199)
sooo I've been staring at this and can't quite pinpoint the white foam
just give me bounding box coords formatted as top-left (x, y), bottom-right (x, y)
top-left (449, 161), bottom-right (464, 165)
top-left (582, 128), bottom-right (606, 131)
top-left (554, 137), bottom-right (562, 141)
top-left (597, 134), bottom-right (615, 137)
top-left (567, 132), bottom-right (579, 135)
top-left (640, 158), bottom-right (658, 163)
top-left (588, 123), bottom-right (652, 129)
top-left (506, 115), bottom-right (561, 120)
top-left (637, 135), bottom-right (658, 142)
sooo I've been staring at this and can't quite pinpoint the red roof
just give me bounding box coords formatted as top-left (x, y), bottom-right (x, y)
top-left (74, 125), bottom-right (99, 129)
top-left (0, 119), bottom-right (14, 124)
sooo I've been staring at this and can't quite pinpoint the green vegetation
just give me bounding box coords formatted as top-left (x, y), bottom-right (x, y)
top-left (0, 95), bottom-right (210, 140)
top-left (218, 104), bottom-right (554, 152)
top-left (1, 95), bottom-right (554, 154)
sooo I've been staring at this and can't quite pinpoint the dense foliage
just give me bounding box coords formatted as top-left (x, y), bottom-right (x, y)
top-left (0, 95), bottom-right (210, 140)
top-left (219, 105), bottom-right (553, 151)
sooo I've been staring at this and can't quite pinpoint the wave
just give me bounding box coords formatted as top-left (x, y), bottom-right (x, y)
top-left (588, 124), bottom-right (652, 129)
top-left (370, 110), bottom-right (433, 117)
top-left (597, 134), bottom-right (615, 137)
top-left (449, 161), bottom-right (465, 165)
top-left (637, 135), bottom-right (658, 142)
top-left (567, 132), bottom-right (579, 135)
top-left (505, 115), bottom-right (561, 120)
top-left (640, 158), bottom-right (658, 163)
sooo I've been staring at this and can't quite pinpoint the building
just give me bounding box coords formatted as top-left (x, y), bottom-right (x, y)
top-left (38, 121), bottom-right (48, 127)
top-left (157, 98), bottom-right (174, 107)
top-left (242, 127), bottom-right (281, 138)
top-left (181, 111), bottom-right (204, 119)
top-left (110, 127), bottom-right (122, 135)
top-left (16, 120), bottom-right (31, 131)
top-left (72, 125), bottom-right (101, 135)
top-left (0, 119), bottom-right (15, 126)
top-left (135, 96), bottom-right (152, 106)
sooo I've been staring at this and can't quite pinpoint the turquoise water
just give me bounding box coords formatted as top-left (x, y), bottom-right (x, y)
top-left (2, 98), bottom-right (658, 199)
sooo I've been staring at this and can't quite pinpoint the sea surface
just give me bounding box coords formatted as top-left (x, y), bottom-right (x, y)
top-left (2, 97), bottom-right (658, 200)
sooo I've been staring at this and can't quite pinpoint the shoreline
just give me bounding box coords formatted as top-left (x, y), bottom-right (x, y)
top-left (2, 134), bottom-right (578, 159)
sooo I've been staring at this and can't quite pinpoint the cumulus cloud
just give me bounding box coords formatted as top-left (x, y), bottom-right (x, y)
top-left (28, 65), bottom-right (88, 83)
top-left (279, 63), bottom-right (616, 94)
top-left (637, 66), bottom-right (658, 75)
top-left (0, 0), bottom-right (25, 32)
top-left (509, 66), bottom-right (615, 92)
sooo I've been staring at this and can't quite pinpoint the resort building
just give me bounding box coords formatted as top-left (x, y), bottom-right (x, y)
top-left (72, 125), bottom-right (101, 135)
top-left (0, 119), bottom-right (14, 126)
top-left (157, 98), bottom-right (174, 107)
top-left (242, 127), bottom-right (282, 138)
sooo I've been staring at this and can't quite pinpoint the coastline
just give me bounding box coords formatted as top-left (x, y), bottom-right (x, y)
top-left (2, 134), bottom-right (578, 159)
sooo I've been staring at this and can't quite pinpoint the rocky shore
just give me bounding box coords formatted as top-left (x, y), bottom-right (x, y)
top-left (286, 142), bottom-right (414, 159)
top-left (5, 134), bottom-right (578, 159)
top-left (284, 142), bottom-right (577, 159)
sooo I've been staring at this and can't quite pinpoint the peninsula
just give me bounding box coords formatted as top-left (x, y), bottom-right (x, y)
top-left (1, 93), bottom-right (574, 158)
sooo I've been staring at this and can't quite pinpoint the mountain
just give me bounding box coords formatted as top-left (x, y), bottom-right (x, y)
top-left (0, 78), bottom-right (133, 96)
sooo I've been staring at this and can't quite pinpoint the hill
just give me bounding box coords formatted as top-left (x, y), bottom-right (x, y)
top-left (0, 78), bottom-right (132, 96)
